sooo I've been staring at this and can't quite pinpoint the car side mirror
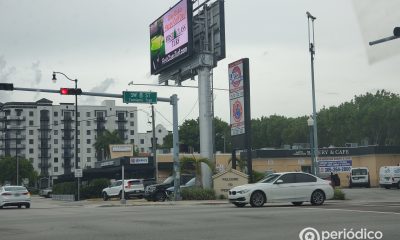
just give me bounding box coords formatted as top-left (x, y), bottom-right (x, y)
top-left (275, 179), bottom-right (283, 184)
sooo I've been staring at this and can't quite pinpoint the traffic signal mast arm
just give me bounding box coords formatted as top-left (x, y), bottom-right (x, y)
top-left (0, 84), bottom-right (171, 102)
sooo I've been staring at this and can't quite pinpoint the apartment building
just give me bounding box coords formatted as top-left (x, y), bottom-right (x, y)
top-left (137, 124), bottom-right (171, 153)
top-left (0, 99), bottom-right (138, 177)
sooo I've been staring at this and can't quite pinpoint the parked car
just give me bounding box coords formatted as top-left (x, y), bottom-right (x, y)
top-left (228, 172), bottom-right (334, 208)
top-left (102, 179), bottom-right (145, 201)
top-left (0, 186), bottom-right (31, 209)
top-left (166, 177), bottom-right (196, 196)
top-left (144, 174), bottom-right (194, 202)
top-left (349, 167), bottom-right (370, 188)
top-left (379, 166), bottom-right (400, 189)
top-left (39, 188), bottom-right (53, 198)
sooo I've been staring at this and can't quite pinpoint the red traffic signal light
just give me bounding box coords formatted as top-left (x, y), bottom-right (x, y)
top-left (0, 83), bottom-right (14, 91)
top-left (60, 88), bottom-right (82, 95)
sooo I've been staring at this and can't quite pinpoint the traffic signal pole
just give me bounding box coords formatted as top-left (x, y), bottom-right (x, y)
top-left (0, 84), bottom-right (182, 201)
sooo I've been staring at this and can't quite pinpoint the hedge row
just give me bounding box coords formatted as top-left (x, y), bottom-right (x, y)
top-left (52, 178), bottom-right (110, 199)
top-left (181, 187), bottom-right (216, 200)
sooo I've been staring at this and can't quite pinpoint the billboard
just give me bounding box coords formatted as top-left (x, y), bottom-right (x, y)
top-left (229, 60), bottom-right (245, 136)
top-left (318, 157), bottom-right (352, 173)
top-left (150, 0), bottom-right (193, 75)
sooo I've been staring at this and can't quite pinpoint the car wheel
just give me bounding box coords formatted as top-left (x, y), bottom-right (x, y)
top-left (155, 191), bottom-right (167, 202)
top-left (384, 186), bottom-right (390, 189)
top-left (311, 190), bottom-right (325, 206)
top-left (233, 203), bottom-right (246, 208)
top-left (397, 182), bottom-right (400, 189)
top-left (250, 191), bottom-right (265, 207)
top-left (292, 202), bottom-right (303, 206)
top-left (25, 204), bottom-right (30, 209)
top-left (102, 192), bottom-right (109, 201)
top-left (0, 206), bottom-right (3, 209)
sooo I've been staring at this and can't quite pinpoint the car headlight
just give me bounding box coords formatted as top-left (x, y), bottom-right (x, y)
top-left (237, 189), bottom-right (250, 194)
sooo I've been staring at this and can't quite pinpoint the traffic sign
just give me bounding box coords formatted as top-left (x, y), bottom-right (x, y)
top-left (123, 91), bottom-right (157, 104)
top-left (75, 169), bottom-right (83, 178)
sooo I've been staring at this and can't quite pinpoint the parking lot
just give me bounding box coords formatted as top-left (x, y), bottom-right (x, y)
top-left (0, 188), bottom-right (398, 240)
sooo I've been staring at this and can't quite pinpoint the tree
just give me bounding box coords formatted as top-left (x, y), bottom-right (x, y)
top-left (161, 132), bottom-right (173, 149)
top-left (93, 130), bottom-right (124, 159)
top-left (0, 156), bottom-right (38, 186)
top-left (180, 156), bottom-right (215, 187)
top-left (179, 119), bottom-right (200, 152)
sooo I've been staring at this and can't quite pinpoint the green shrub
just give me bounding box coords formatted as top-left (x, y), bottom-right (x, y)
top-left (53, 182), bottom-right (76, 195)
top-left (52, 178), bottom-right (110, 199)
top-left (333, 188), bottom-right (345, 200)
top-left (219, 194), bottom-right (226, 200)
top-left (181, 187), bottom-right (216, 200)
top-left (252, 171), bottom-right (265, 182)
top-left (80, 178), bottom-right (110, 199)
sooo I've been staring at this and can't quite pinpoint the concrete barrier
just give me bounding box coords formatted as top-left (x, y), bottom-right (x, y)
top-left (52, 194), bottom-right (75, 201)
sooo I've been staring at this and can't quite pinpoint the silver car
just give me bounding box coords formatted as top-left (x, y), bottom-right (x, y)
top-left (0, 186), bottom-right (31, 209)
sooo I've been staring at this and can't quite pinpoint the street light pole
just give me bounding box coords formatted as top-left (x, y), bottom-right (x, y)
top-left (307, 117), bottom-right (315, 175)
top-left (307, 11), bottom-right (319, 176)
top-left (52, 72), bottom-right (80, 200)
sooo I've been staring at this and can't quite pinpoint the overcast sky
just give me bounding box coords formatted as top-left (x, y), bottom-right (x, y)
top-left (1, 0), bottom-right (399, 132)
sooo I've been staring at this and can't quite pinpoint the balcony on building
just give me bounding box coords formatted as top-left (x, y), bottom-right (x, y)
top-left (62, 144), bottom-right (75, 149)
top-left (38, 162), bottom-right (52, 168)
top-left (62, 153), bottom-right (75, 159)
top-left (38, 144), bottom-right (51, 149)
top-left (38, 153), bottom-right (52, 159)
top-left (62, 135), bottom-right (74, 140)
top-left (38, 135), bottom-right (51, 140)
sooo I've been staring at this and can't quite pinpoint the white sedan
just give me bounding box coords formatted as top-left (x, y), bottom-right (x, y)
top-left (228, 172), bottom-right (334, 207)
top-left (0, 186), bottom-right (31, 209)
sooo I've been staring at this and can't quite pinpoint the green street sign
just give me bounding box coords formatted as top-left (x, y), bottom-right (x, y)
top-left (123, 91), bottom-right (157, 104)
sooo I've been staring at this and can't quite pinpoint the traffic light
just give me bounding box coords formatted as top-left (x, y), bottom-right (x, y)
top-left (60, 88), bottom-right (82, 95)
top-left (0, 83), bottom-right (14, 91)
top-left (394, 27), bottom-right (400, 37)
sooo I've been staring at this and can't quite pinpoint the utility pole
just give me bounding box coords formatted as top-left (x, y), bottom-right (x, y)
top-left (151, 104), bottom-right (157, 182)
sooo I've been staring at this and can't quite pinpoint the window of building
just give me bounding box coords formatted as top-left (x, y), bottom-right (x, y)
top-left (87, 130), bottom-right (91, 135)
top-left (29, 111), bottom-right (33, 117)
top-left (54, 157), bottom-right (58, 163)
top-left (29, 139), bottom-right (34, 144)
top-left (130, 121), bottom-right (134, 126)
top-left (54, 139), bottom-right (58, 144)
top-left (54, 167), bottom-right (58, 173)
top-left (77, 112), bottom-right (80, 117)
top-left (77, 130), bottom-right (80, 135)
top-left (86, 121), bottom-right (91, 126)
top-left (140, 148), bottom-right (144, 153)
top-left (87, 157), bottom-right (91, 162)
top-left (54, 130), bottom-right (58, 135)
top-left (87, 148), bottom-right (91, 153)
top-left (130, 130), bottom-right (134, 135)
top-left (78, 148), bottom-right (80, 153)
top-left (87, 139), bottom-right (91, 144)
top-left (77, 139), bottom-right (80, 144)
top-left (29, 130), bottom-right (34, 135)
top-left (77, 121), bottom-right (80, 126)
top-left (86, 112), bottom-right (90, 117)
top-left (54, 148), bottom-right (58, 154)
top-left (16, 139), bottom-right (21, 144)
top-left (158, 129), bottom-right (162, 133)
top-left (130, 139), bottom-right (135, 144)
top-left (78, 157), bottom-right (81, 162)
top-left (29, 149), bottom-right (34, 154)
top-left (140, 139), bottom-right (144, 144)
top-left (29, 120), bottom-right (34, 126)
top-left (54, 111), bottom-right (58, 117)
top-left (130, 112), bottom-right (134, 118)
top-left (54, 120), bottom-right (58, 126)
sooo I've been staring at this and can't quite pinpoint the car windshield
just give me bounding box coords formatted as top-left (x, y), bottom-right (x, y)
top-left (258, 174), bottom-right (280, 183)
top-left (163, 176), bottom-right (174, 184)
top-left (4, 186), bottom-right (27, 191)
top-left (352, 169), bottom-right (367, 175)
top-left (185, 178), bottom-right (196, 186)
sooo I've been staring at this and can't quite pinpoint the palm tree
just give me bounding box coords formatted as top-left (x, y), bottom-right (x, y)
top-left (180, 156), bottom-right (215, 187)
top-left (93, 130), bottom-right (124, 160)
top-left (227, 157), bottom-right (247, 172)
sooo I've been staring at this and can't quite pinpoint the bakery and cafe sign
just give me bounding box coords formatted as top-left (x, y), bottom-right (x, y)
top-left (293, 148), bottom-right (350, 157)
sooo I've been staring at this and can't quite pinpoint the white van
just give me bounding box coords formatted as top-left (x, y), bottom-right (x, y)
top-left (349, 167), bottom-right (370, 188)
top-left (379, 166), bottom-right (400, 189)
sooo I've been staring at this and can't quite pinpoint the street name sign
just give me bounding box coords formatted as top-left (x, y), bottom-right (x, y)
top-left (123, 91), bottom-right (157, 104)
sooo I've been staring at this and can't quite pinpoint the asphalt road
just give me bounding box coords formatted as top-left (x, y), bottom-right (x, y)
top-left (0, 188), bottom-right (399, 240)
